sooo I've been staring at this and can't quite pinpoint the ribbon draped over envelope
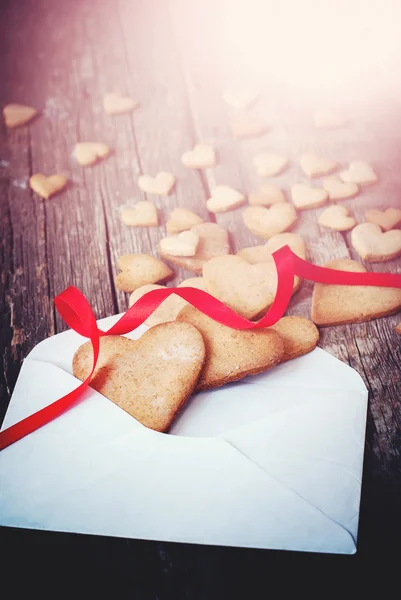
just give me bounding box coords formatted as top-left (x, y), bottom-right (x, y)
top-left (1, 245), bottom-right (400, 452)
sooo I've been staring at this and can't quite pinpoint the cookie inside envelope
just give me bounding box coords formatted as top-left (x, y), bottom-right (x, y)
top-left (0, 314), bottom-right (368, 554)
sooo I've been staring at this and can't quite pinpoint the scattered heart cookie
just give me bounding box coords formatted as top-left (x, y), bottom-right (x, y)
top-left (396, 322), bottom-right (401, 335)
top-left (318, 205), bottom-right (356, 232)
top-left (270, 316), bottom-right (319, 362)
top-left (237, 232), bottom-right (306, 264)
top-left (29, 173), bottom-right (68, 199)
top-left (299, 153), bottom-right (337, 178)
top-left (291, 183), bottom-right (328, 210)
top-left (206, 185), bottom-right (245, 213)
top-left (323, 176), bottom-right (359, 201)
top-left (72, 324), bottom-right (206, 432)
top-left (314, 108), bottom-right (346, 129)
top-left (159, 231), bottom-right (200, 257)
top-left (176, 305), bottom-right (284, 391)
top-left (115, 254), bottom-right (174, 292)
top-left (252, 153), bottom-right (288, 177)
top-left (74, 142), bottom-right (111, 166)
top-left (203, 254), bottom-right (299, 320)
top-left (166, 207), bottom-right (204, 234)
top-left (223, 89), bottom-right (258, 110)
top-left (103, 93), bottom-right (138, 115)
top-left (312, 258), bottom-right (401, 326)
top-left (181, 144), bottom-right (216, 169)
top-left (248, 184), bottom-right (286, 207)
top-left (121, 201), bottom-right (158, 227)
top-left (3, 103), bottom-right (37, 128)
top-left (365, 208), bottom-right (401, 232)
top-left (138, 171), bottom-right (176, 195)
top-left (339, 161), bottom-right (377, 185)
top-left (231, 115), bottom-right (268, 139)
top-left (351, 223), bottom-right (401, 262)
top-left (129, 278), bottom-right (205, 328)
top-left (242, 203), bottom-right (297, 239)
top-left (159, 222), bottom-right (230, 274)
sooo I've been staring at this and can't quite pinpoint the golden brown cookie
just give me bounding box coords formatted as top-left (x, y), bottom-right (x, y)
top-left (270, 316), bottom-right (319, 362)
top-left (299, 153), bottom-right (337, 178)
top-left (248, 184), bottom-right (286, 207)
top-left (166, 208), bottom-right (204, 234)
top-left (121, 202), bottom-right (158, 227)
top-left (365, 208), bottom-right (401, 232)
top-left (242, 203), bottom-right (297, 239)
top-left (323, 176), bottom-right (359, 201)
top-left (115, 254), bottom-right (174, 293)
top-left (29, 173), bottom-right (68, 199)
top-left (396, 322), bottom-right (401, 335)
top-left (351, 223), bottom-right (401, 262)
top-left (176, 305), bottom-right (284, 390)
top-left (3, 103), bottom-right (37, 127)
top-left (74, 142), bottom-right (111, 166)
top-left (252, 153), bottom-right (288, 177)
top-left (312, 259), bottom-right (401, 326)
top-left (318, 205), bottom-right (356, 232)
top-left (237, 232), bottom-right (306, 264)
top-left (72, 324), bottom-right (206, 432)
top-left (138, 171), bottom-right (176, 195)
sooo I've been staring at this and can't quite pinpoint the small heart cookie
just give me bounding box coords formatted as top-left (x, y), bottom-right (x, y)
top-left (72, 324), bottom-right (206, 432)
top-left (252, 153), bottom-right (288, 177)
top-left (323, 176), bottom-right (359, 201)
top-left (103, 93), bottom-right (137, 115)
top-left (3, 103), bottom-right (37, 128)
top-left (365, 208), bottom-right (401, 232)
top-left (115, 254), bottom-right (174, 292)
top-left (270, 316), bottom-right (319, 362)
top-left (203, 254), bottom-right (299, 320)
top-left (29, 173), bottom-right (67, 199)
top-left (166, 207), bottom-right (204, 234)
top-left (351, 223), bottom-right (401, 262)
top-left (74, 142), bottom-right (111, 166)
top-left (248, 184), bottom-right (286, 207)
top-left (291, 183), bottom-right (328, 210)
top-left (318, 205), bottom-right (356, 232)
top-left (299, 153), bottom-right (337, 178)
top-left (237, 232), bottom-right (306, 264)
top-left (159, 231), bottom-right (200, 257)
top-left (396, 323), bottom-right (401, 335)
top-left (159, 222), bottom-right (230, 274)
top-left (206, 185), bottom-right (245, 213)
top-left (121, 201), bottom-right (158, 227)
top-left (223, 89), bottom-right (258, 110)
top-left (129, 278), bottom-right (205, 327)
top-left (339, 161), bottom-right (377, 185)
top-left (242, 203), bottom-right (297, 239)
top-left (176, 305), bottom-right (284, 391)
top-left (181, 144), bottom-right (216, 169)
top-left (312, 259), bottom-right (401, 325)
top-left (314, 108), bottom-right (346, 129)
top-left (138, 171), bottom-right (176, 196)
top-left (231, 115), bottom-right (268, 139)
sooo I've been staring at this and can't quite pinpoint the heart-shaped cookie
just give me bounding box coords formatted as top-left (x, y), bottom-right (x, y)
top-left (339, 161), bottom-right (377, 185)
top-left (242, 203), bottom-right (297, 239)
top-left (365, 208), bottom-right (401, 232)
top-left (129, 278), bottom-right (205, 327)
top-left (299, 153), bottom-right (337, 178)
top-left (115, 254), bottom-right (174, 292)
top-left (121, 201), bottom-right (158, 227)
top-left (318, 205), bottom-right (356, 232)
top-left (323, 176), bottom-right (359, 201)
top-left (166, 207), bottom-right (204, 234)
top-left (72, 324), bottom-right (205, 432)
top-left (396, 322), bottom-right (401, 335)
top-left (237, 232), bottom-right (306, 264)
top-left (29, 173), bottom-right (67, 199)
top-left (223, 89), bottom-right (258, 110)
top-left (181, 144), bottom-right (216, 169)
top-left (159, 222), bottom-right (230, 273)
top-left (291, 183), bottom-right (328, 210)
top-left (248, 184), bottom-right (286, 207)
top-left (103, 93), bottom-right (138, 115)
top-left (176, 305), bottom-right (284, 390)
top-left (351, 223), bottom-right (401, 262)
top-left (3, 103), bottom-right (37, 128)
top-left (74, 142), bottom-right (111, 166)
top-left (312, 258), bottom-right (401, 325)
top-left (231, 115), bottom-right (268, 139)
top-left (252, 153), bottom-right (288, 177)
top-left (314, 108), bottom-right (346, 128)
top-left (270, 316), bottom-right (319, 362)
top-left (203, 254), bottom-right (299, 320)
top-left (159, 231), bottom-right (200, 257)
top-left (206, 185), bottom-right (245, 213)
top-left (138, 171), bottom-right (176, 196)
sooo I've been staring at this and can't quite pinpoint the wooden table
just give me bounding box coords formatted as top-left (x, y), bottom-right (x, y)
top-left (1, 0), bottom-right (400, 593)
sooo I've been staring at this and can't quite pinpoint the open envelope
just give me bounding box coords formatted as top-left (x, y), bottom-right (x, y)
top-left (0, 314), bottom-right (368, 554)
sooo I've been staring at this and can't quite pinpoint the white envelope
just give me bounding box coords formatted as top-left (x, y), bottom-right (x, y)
top-left (0, 314), bottom-right (368, 554)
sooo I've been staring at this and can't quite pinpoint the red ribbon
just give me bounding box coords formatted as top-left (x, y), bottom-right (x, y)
top-left (1, 246), bottom-right (400, 451)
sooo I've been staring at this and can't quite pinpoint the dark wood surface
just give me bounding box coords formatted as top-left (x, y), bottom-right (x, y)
top-left (1, 0), bottom-right (400, 594)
